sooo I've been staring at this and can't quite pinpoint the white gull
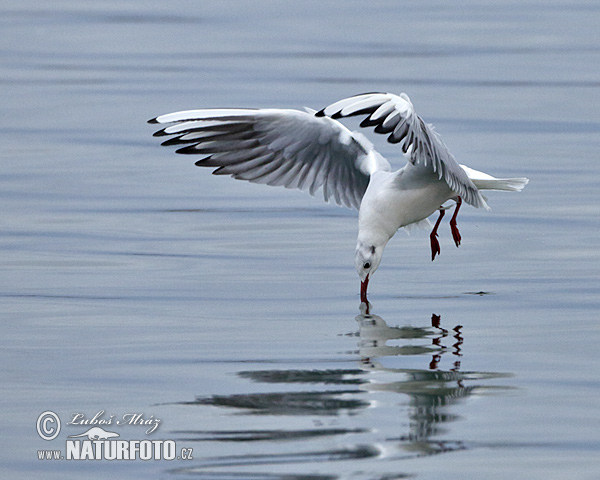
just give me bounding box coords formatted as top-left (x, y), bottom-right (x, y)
top-left (149, 92), bottom-right (528, 305)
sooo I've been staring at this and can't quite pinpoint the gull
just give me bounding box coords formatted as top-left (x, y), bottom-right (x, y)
top-left (149, 92), bottom-right (528, 305)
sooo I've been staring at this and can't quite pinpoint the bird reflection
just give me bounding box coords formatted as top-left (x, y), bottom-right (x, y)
top-left (173, 309), bottom-right (510, 478)
top-left (355, 308), bottom-right (483, 456)
top-left (356, 308), bottom-right (463, 371)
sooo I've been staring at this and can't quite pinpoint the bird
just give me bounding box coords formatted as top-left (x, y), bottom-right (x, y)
top-left (149, 92), bottom-right (528, 306)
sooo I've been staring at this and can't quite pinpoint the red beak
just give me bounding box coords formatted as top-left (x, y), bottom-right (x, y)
top-left (360, 274), bottom-right (369, 304)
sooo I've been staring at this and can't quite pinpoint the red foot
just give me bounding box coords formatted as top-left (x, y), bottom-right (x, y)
top-left (430, 209), bottom-right (445, 261)
top-left (449, 197), bottom-right (462, 247)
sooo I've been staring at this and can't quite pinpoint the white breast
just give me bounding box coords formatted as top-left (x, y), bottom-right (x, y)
top-left (358, 169), bottom-right (454, 242)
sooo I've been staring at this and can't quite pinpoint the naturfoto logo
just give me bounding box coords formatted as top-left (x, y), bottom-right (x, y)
top-left (36, 410), bottom-right (193, 462)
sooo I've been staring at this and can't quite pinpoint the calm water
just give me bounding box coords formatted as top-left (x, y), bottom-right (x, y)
top-left (2, 1), bottom-right (600, 479)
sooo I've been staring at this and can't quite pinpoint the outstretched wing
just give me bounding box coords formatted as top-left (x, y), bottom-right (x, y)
top-left (317, 92), bottom-right (486, 208)
top-left (149, 108), bottom-right (390, 209)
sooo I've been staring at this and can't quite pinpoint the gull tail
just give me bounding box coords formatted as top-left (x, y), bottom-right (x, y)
top-left (460, 165), bottom-right (529, 192)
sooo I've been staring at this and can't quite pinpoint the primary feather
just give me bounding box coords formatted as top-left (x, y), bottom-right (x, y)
top-left (149, 108), bottom-right (388, 209)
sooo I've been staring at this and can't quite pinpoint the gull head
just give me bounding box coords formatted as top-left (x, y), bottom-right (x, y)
top-left (355, 241), bottom-right (384, 304)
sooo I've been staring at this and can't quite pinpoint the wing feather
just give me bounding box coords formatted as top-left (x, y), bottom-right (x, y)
top-left (318, 93), bottom-right (487, 208)
top-left (149, 108), bottom-right (387, 209)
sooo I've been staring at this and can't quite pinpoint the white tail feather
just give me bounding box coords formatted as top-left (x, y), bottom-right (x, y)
top-left (460, 165), bottom-right (529, 192)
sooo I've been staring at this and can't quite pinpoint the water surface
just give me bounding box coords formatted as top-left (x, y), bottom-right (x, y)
top-left (2, 1), bottom-right (600, 479)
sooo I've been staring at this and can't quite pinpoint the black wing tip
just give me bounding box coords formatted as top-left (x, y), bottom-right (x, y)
top-left (373, 124), bottom-right (394, 134)
top-left (387, 134), bottom-right (402, 144)
top-left (359, 118), bottom-right (379, 128)
top-left (153, 129), bottom-right (169, 137)
top-left (160, 136), bottom-right (186, 146)
top-left (148, 117), bottom-right (160, 124)
top-left (175, 145), bottom-right (201, 155)
top-left (316, 110), bottom-right (344, 119)
top-left (194, 156), bottom-right (213, 167)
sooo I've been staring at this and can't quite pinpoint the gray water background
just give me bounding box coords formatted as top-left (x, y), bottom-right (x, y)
top-left (2, 1), bottom-right (600, 478)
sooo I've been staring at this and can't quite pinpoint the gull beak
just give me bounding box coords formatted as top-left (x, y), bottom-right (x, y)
top-left (360, 274), bottom-right (369, 304)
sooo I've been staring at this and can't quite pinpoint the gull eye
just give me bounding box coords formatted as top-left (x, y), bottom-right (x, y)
top-left (363, 261), bottom-right (371, 270)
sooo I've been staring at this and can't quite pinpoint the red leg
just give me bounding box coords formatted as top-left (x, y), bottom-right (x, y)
top-left (449, 196), bottom-right (462, 247)
top-left (430, 209), bottom-right (445, 261)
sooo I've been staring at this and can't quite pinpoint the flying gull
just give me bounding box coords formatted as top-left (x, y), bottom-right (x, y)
top-left (149, 92), bottom-right (528, 305)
